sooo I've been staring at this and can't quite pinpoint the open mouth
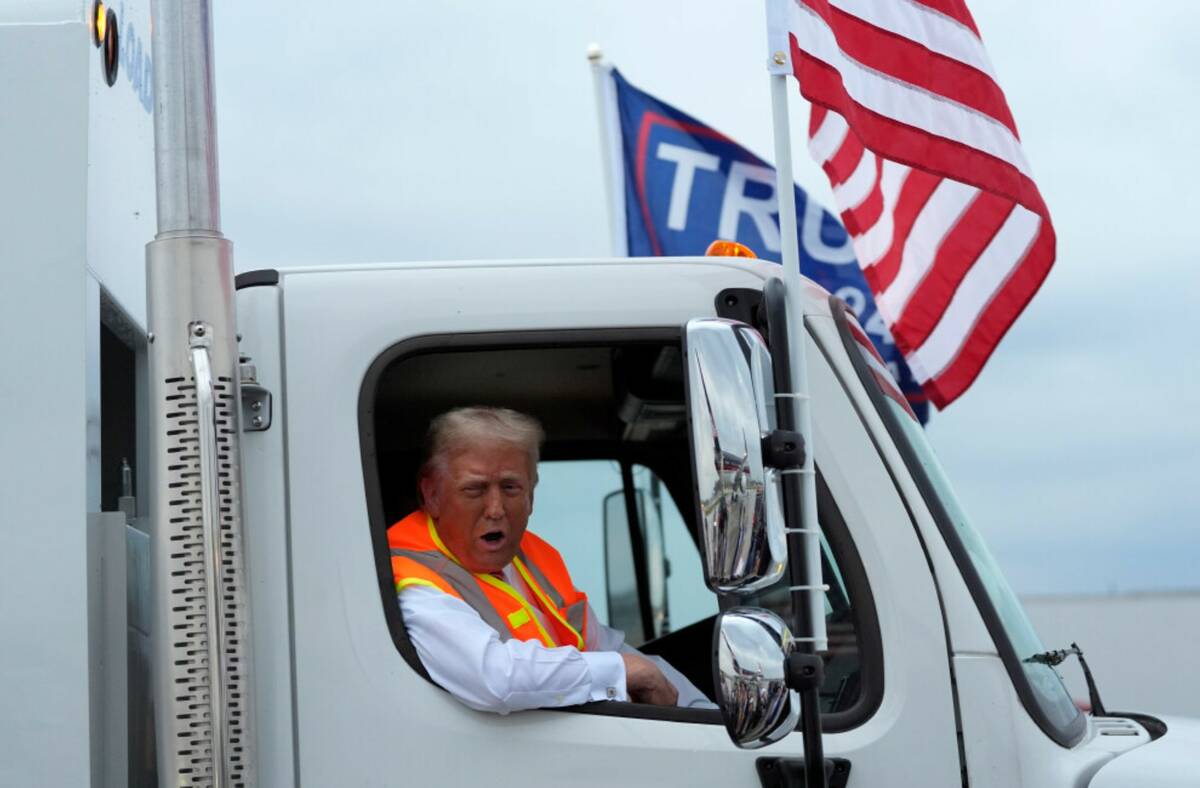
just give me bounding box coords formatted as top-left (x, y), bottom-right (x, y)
top-left (481, 530), bottom-right (506, 547)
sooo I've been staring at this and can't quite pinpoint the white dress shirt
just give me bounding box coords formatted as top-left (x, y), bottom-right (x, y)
top-left (398, 568), bottom-right (714, 714)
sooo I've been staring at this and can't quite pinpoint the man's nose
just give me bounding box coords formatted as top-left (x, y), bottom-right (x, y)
top-left (483, 487), bottom-right (505, 518)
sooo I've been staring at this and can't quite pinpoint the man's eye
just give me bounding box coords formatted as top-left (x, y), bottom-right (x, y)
top-left (462, 485), bottom-right (485, 496)
top-left (503, 482), bottom-right (523, 494)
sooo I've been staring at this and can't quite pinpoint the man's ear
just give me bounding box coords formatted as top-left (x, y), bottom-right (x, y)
top-left (419, 473), bottom-right (440, 517)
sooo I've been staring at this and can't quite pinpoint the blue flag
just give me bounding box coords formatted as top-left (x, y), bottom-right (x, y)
top-left (608, 68), bottom-right (929, 424)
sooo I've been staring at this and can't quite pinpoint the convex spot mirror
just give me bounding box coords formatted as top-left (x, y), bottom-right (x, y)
top-left (683, 318), bottom-right (786, 593)
top-left (713, 608), bottom-right (800, 748)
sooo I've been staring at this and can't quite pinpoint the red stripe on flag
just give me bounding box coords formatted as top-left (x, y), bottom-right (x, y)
top-left (789, 41), bottom-right (1048, 219)
top-left (907, 0), bottom-right (981, 38)
top-left (824, 132), bottom-right (866, 186)
top-left (809, 104), bottom-right (828, 136)
top-left (798, 0), bottom-right (1017, 136)
top-left (888, 191), bottom-right (1013, 352)
top-left (841, 170), bottom-right (883, 236)
top-left (922, 222), bottom-right (1056, 407)
top-left (861, 168), bottom-right (941, 292)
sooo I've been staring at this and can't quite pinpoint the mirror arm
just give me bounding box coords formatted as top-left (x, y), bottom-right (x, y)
top-left (785, 652), bottom-right (825, 692)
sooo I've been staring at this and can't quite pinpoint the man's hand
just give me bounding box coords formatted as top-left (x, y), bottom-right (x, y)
top-left (621, 653), bottom-right (679, 706)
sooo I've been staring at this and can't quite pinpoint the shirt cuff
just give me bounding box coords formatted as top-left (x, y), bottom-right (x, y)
top-left (581, 651), bottom-right (627, 702)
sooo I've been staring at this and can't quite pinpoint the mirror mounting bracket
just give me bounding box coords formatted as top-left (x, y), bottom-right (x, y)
top-left (784, 652), bottom-right (825, 693)
top-left (756, 757), bottom-right (852, 788)
top-left (762, 429), bottom-right (805, 470)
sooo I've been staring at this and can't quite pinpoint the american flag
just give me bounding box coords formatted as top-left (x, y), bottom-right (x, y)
top-left (767, 0), bottom-right (1055, 409)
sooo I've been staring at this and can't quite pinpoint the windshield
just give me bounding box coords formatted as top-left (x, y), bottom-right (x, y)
top-left (832, 301), bottom-right (1083, 745)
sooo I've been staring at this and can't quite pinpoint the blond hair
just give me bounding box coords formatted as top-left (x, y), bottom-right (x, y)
top-left (418, 407), bottom-right (545, 497)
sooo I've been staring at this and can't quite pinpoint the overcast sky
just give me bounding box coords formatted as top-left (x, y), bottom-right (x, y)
top-left (212, 1), bottom-right (1199, 595)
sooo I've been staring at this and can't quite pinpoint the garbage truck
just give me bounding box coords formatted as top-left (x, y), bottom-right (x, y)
top-left (1, 1), bottom-right (1196, 786)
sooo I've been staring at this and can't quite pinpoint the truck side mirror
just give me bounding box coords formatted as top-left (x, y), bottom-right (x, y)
top-left (683, 318), bottom-right (786, 593)
top-left (713, 608), bottom-right (800, 748)
top-left (602, 486), bottom-right (668, 645)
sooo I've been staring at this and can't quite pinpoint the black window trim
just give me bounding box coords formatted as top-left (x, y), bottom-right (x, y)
top-left (829, 297), bottom-right (1087, 749)
top-left (358, 327), bottom-right (882, 732)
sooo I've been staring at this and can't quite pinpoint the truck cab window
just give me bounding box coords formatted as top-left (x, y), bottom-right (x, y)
top-left (361, 332), bottom-right (880, 727)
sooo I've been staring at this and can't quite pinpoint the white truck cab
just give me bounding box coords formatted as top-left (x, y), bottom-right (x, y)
top-left (220, 258), bottom-right (1171, 787)
top-left (2, 1), bottom-right (1196, 786)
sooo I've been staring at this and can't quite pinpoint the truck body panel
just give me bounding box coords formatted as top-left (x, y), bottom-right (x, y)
top-left (0, 3), bottom-right (152, 784)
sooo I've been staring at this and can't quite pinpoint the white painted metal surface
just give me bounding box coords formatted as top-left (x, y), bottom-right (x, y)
top-left (87, 0), bottom-right (156, 330)
top-left (1, 9), bottom-right (106, 786)
top-left (0, 4), bottom-right (152, 785)
top-left (236, 284), bottom-right (298, 785)
top-left (1089, 716), bottom-right (1200, 788)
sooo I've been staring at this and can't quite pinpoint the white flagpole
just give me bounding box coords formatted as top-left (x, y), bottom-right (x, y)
top-left (587, 44), bottom-right (628, 256)
top-left (766, 20), bottom-right (829, 785)
top-left (768, 63), bottom-right (827, 654)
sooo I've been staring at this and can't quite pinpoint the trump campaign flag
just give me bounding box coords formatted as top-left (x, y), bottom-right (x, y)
top-left (594, 65), bottom-right (930, 423)
top-left (766, 0), bottom-right (1056, 408)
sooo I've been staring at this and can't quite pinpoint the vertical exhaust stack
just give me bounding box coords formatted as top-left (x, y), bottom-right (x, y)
top-left (146, 1), bottom-right (255, 785)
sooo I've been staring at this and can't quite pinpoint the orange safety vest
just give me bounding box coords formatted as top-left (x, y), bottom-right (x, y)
top-left (388, 510), bottom-right (589, 650)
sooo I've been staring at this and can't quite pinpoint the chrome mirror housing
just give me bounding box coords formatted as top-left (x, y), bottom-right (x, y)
top-left (713, 608), bottom-right (800, 749)
top-left (684, 318), bottom-right (786, 593)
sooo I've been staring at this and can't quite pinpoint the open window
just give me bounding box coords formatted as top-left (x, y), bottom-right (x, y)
top-left (360, 329), bottom-right (881, 728)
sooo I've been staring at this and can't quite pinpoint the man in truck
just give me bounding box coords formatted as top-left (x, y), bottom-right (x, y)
top-left (388, 406), bottom-right (712, 713)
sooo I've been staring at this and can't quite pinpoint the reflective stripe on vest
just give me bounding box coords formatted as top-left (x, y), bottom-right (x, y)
top-left (511, 554), bottom-right (585, 648)
top-left (388, 511), bottom-right (587, 649)
top-left (391, 547), bottom-right (515, 640)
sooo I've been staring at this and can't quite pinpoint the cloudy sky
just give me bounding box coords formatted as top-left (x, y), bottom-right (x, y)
top-left (213, 1), bottom-right (1198, 595)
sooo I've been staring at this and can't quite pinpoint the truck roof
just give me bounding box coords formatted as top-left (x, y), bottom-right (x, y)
top-left (235, 255), bottom-right (836, 319)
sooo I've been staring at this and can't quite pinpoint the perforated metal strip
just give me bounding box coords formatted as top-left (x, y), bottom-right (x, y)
top-left (159, 373), bottom-right (250, 787)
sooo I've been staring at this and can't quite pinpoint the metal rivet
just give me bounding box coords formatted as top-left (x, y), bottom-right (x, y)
top-left (192, 325), bottom-right (206, 337)
top-left (147, 332), bottom-right (155, 343)
top-left (251, 416), bottom-right (264, 428)
top-left (773, 51), bottom-right (787, 65)
top-left (251, 401), bottom-right (262, 412)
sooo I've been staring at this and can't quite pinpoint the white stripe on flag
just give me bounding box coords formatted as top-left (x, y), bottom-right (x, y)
top-left (832, 150), bottom-right (878, 210)
top-left (853, 160), bottom-right (909, 265)
top-left (876, 179), bottom-right (978, 321)
top-left (826, 0), bottom-right (996, 78)
top-left (808, 110), bottom-right (849, 163)
top-left (787, 1), bottom-right (1032, 177)
top-left (906, 206), bottom-right (1041, 382)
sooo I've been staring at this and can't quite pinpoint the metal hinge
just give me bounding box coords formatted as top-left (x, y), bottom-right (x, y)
top-left (239, 355), bottom-right (273, 431)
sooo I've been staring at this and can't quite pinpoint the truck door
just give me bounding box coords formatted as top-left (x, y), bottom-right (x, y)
top-left (276, 264), bottom-right (963, 786)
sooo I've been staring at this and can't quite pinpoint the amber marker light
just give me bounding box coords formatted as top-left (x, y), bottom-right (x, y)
top-left (705, 240), bottom-right (758, 259)
top-left (92, 1), bottom-right (107, 47)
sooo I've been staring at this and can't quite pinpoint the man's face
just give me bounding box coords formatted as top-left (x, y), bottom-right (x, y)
top-left (419, 441), bottom-right (535, 574)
